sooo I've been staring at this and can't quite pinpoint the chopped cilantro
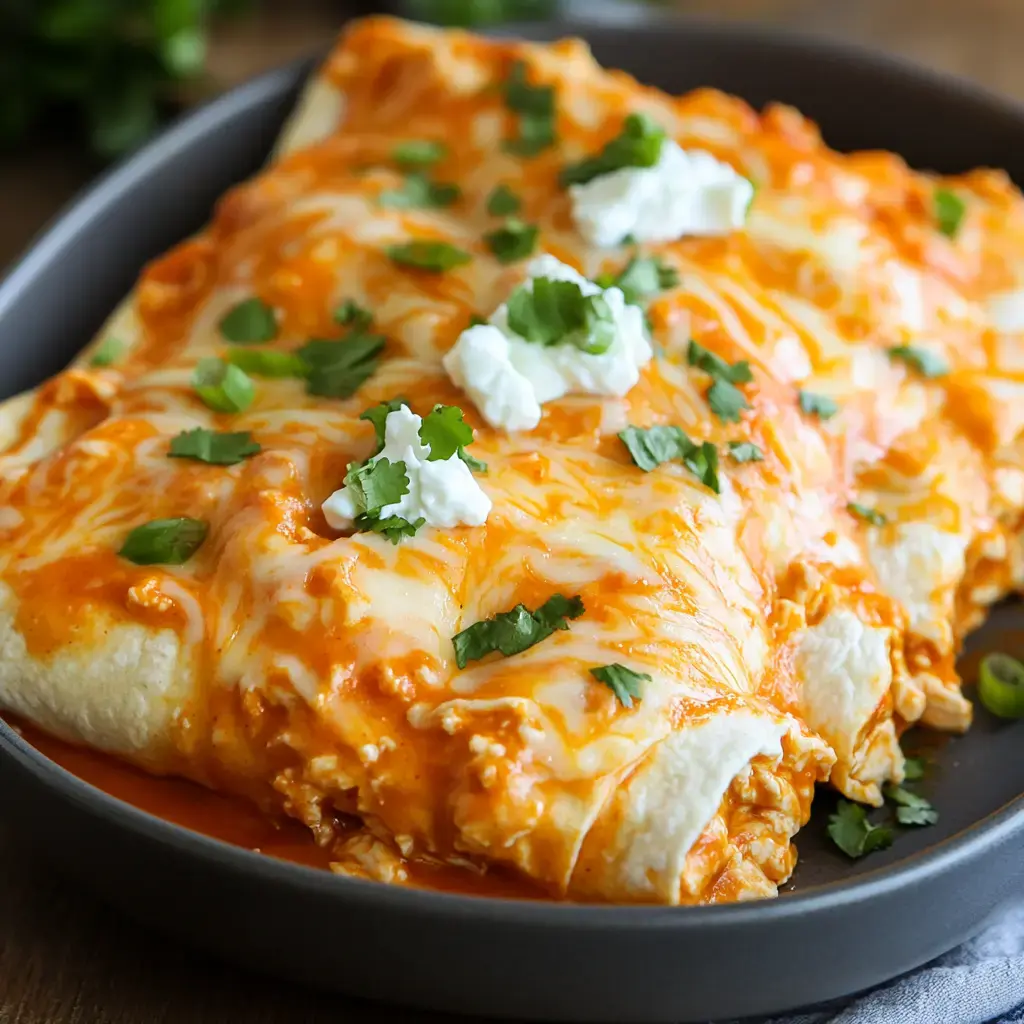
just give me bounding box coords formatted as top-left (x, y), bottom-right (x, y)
top-left (559, 113), bottom-right (666, 188)
top-left (590, 663), bottom-right (650, 709)
top-left (728, 441), bottom-right (764, 463)
top-left (828, 800), bottom-right (894, 859)
top-left (419, 404), bottom-right (487, 471)
top-left (888, 345), bottom-right (949, 379)
top-left (218, 297), bottom-right (277, 344)
top-left (298, 333), bottom-right (385, 399)
top-left (687, 340), bottom-right (753, 423)
top-left (687, 340), bottom-right (753, 384)
top-left (345, 457), bottom-right (409, 519)
top-left (119, 517), bottom-right (208, 566)
top-left (452, 593), bottom-right (584, 669)
top-left (502, 60), bottom-right (556, 157)
top-left (367, 515), bottom-right (426, 545)
top-left (360, 397), bottom-right (409, 449)
top-left (333, 299), bottom-right (373, 330)
top-left (507, 277), bottom-right (615, 354)
top-left (487, 184), bottom-right (521, 216)
top-left (168, 428), bottom-right (260, 466)
top-left (903, 757), bottom-right (926, 781)
top-left (618, 425), bottom-right (720, 493)
top-left (798, 390), bottom-right (839, 420)
top-left (883, 784), bottom-right (939, 826)
top-left (359, 400), bottom-right (485, 471)
top-left (598, 255), bottom-right (679, 306)
top-left (707, 379), bottom-right (749, 423)
top-left (484, 218), bottom-right (539, 264)
top-left (337, 455), bottom-right (425, 546)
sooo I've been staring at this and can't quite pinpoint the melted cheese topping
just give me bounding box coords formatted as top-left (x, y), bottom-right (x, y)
top-left (3, 16), bottom-right (1024, 903)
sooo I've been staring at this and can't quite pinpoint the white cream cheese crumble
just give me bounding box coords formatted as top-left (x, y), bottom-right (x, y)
top-left (322, 405), bottom-right (491, 531)
top-left (569, 141), bottom-right (754, 248)
top-left (442, 254), bottom-right (652, 432)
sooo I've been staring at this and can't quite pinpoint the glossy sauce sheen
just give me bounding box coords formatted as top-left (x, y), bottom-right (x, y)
top-left (2, 16), bottom-right (1024, 905)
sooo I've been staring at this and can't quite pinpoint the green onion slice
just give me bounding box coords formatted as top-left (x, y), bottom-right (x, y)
top-left (978, 652), bottom-right (1024, 718)
top-left (192, 358), bottom-right (255, 413)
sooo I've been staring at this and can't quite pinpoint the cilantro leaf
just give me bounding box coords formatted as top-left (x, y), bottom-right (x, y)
top-left (798, 390), bottom-right (839, 420)
top-left (559, 113), bottom-right (666, 188)
top-left (504, 114), bottom-right (556, 156)
top-left (687, 340), bottom-right (753, 384)
top-left (218, 297), bottom-right (277, 344)
top-left (684, 440), bottom-right (720, 494)
top-left (728, 441), bottom-right (764, 463)
top-left (903, 757), bottom-right (925, 781)
top-left (618, 424), bottom-right (693, 471)
top-left (452, 593), bottom-right (584, 669)
top-left (333, 299), bottom-right (373, 330)
top-left (418, 404), bottom-right (484, 469)
top-left (934, 188), bottom-right (966, 239)
top-left (484, 218), bottom-right (539, 264)
top-left (688, 340), bottom-right (752, 423)
top-left (226, 348), bottom-right (308, 379)
top-left (392, 139), bottom-right (446, 169)
top-left (883, 785), bottom-right (939, 827)
top-left (600, 255), bottom-right (679, 306)
top-left (345, 458), bottom-right (410, 519)
top-left (339, 454), bottom-right (425, 545)
top-left (827, 800), bottom-right (894, 859)
top-left (298, 333), bottom-right (385, 398)
top-left (502, 60), bottom-right (556, 157)
top-left (507, 277), bottom-right (615, 354)
top-left (590, 663), bottom-right (650, 709)
top-left (707, 379), bottom-right (749, 423)
top-left (487, 184), bottom-right (521, 216)
top-left (888, 345), bottom-right (949, 379)
top-left (896, 805), bottom-right (939, 826)
top-left (367, 515), bottom-right (426, 545)
top-left (618, 425), bottom-right (720, 493)
top-left (168, 428), bottom-right (261, 466)
top-left (90, 337), bottom-right (124, 367)
top-left (387, 241), bottom-right (472, 273)
top-left (379, 173), bottom-right (461, 209)
top-left (847, 502), bottom-right (887, 526)
top-left (119, 517), bottom-right (208, 566)
top-left (360, 398), bottom-right (409, 449)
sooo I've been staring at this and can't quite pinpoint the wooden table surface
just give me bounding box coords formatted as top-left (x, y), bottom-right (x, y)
top-left (2, 1), bottom-right (1023, 1020)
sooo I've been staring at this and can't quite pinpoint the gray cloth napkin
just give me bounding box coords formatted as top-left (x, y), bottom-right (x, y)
top-left (723, 900), bottom-right (1024, 1024)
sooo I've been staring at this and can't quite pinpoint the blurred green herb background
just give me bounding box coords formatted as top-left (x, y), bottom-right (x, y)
top-left (0, 0), bottom-right (257, 159)
top-left (403, 0), bottom-right (557, 25)
top-left (0, 0), bottom-right (645, 161)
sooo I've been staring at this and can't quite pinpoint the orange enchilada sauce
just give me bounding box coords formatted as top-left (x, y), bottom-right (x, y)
top-left (6, 716), bottom-right (550, 901)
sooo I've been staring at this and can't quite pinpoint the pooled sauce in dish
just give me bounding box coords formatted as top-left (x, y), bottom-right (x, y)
top-left (7, 717), bottom-right (548, 901)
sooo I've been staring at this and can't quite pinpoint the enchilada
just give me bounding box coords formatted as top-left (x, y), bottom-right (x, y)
top-left (0, 16), bottom-right (1021, 904)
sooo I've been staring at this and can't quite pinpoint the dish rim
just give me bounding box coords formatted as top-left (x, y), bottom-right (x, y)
top-left (2, 12), bottom-right (1024, 927)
